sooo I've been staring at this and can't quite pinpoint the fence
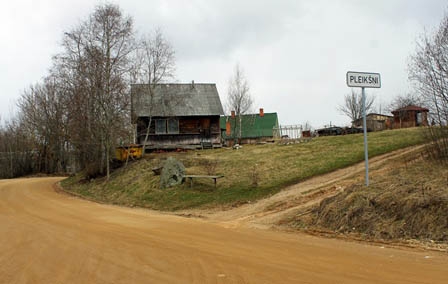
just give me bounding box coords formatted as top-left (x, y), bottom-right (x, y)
top-left (273, 125), bottom-right (303, 139)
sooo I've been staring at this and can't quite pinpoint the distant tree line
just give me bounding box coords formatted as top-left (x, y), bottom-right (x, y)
top-left (0, 3), bottom-right (175, 179)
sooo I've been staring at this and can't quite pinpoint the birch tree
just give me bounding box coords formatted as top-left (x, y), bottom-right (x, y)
top-left (226, 64), bottom-right (253, 141)
top-left (57, 3), bottom-right (136, 179)
top-left (133, 28), bottom-right (176, 154)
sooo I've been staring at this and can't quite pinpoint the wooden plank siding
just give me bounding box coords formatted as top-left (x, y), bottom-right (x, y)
top-left (391, 105), bottom-right (429, 129)
top-left (136, 116), bottom-right (221, 149)
top-left (131, 83), bottom-right (225, 150)
top-left (393, 110), bottom-right (428, 129)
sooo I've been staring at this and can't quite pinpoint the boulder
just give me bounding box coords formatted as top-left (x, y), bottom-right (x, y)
top-left (160, 157), bottom-right (185, 189)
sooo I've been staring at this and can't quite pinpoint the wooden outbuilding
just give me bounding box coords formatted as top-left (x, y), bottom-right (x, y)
top-left (131, 82), bottom-right (225, 150)
top-left (352, 113), bottom-right (393, 132)
top-left (391, 105), bottom-right (429, 129)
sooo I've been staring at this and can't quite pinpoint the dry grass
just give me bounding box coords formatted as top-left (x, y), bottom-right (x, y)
top-left (286, 156), bottom-right (448, 243)
top-left (62, 127), bottom-right (428, 210)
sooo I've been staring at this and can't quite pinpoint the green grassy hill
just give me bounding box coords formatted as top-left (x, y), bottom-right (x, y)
top-left (62, 128), bottom-right (427, 210)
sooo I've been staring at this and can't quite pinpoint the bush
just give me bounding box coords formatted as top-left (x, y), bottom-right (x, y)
top-left (424, 126), bottom-right (448, 163)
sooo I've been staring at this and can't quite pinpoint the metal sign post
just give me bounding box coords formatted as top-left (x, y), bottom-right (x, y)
top-left (346, 71), bottom-right (381, 186)
top-left (361, 87), bottom-right (369, 186)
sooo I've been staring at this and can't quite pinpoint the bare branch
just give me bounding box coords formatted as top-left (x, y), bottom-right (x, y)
top-left (338, 89), bottom-right (375, 124)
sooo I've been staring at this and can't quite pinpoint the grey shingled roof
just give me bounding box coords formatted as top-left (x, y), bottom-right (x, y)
top-left (131, 83), bottom-right (224, 117)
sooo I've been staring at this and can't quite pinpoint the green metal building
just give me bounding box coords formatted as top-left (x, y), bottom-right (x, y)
top-left (220, 111), bottom-right (279, 145)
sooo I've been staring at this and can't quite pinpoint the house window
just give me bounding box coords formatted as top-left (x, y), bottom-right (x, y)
top-left (155, 119), bottom-right (167, 134)
top-left (155, 118), bottom-right (179, 134)
top-left (167, 118), bottom-right (179, 134)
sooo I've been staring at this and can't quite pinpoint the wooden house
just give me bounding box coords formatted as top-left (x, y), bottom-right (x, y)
top-left (391, 105), bottom-right (429, 129)
top-left (352, 113), bottom-right (393, 132)
top-left (131, 82), bottom-right (224, 150)
top-left (220, 109), bottom-right (279, 146)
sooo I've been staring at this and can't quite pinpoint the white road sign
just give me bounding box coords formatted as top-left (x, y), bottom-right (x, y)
top-left (346, 71), bottom-right (381, 88)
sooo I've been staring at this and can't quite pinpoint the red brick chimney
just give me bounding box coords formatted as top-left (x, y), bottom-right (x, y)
top-left (259, 108), bottom-right (264, 117)
top-left (231, 110), bottom-right (235, 118)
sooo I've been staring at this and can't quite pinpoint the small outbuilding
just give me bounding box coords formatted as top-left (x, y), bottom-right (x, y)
top-left (352, 113), bottom-right (393, 132)
top-left (131, 82), bottom-right (225, 150)
top-left (220, 109), bottom-right (279, 146)
top-left (391, 105), bottom-right (429, 129)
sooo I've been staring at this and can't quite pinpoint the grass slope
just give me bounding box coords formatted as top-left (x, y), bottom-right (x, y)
top-left (62, 128), bottom-right (427, 210)
top-left (286, 156), bottom-right (448, 243)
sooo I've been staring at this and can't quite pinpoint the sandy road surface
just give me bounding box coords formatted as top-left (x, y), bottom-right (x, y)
top-left (1, 178), bottom-right (447, 283)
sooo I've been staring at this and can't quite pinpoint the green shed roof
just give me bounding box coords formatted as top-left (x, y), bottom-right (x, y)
top-left (220, 112), bottom-right (279, 139)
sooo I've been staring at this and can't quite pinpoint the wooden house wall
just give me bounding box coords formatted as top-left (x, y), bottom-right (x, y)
top-left (353, 114), bottom-right (392, 131)
top-left (393, 110), bottom-right (428, 128)
top-left (366, 120), bottom-right (386, 132)
top-left (136, 116), bottom-right (221, 147)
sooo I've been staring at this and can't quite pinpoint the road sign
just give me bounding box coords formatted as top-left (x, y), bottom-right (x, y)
top-left (346, 70), bottom-right (381, 187)
top-left (346, 71), bottom-right (381, 88)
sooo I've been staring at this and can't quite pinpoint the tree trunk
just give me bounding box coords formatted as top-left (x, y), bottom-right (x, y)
top-left (142, 116), bottom-right (152, 155)
top-left (106, 144), bottom-right (110, 180)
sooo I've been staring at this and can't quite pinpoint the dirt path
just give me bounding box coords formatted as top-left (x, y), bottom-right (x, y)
top-left (196, 145), bottom-right (427, 229)
top-left (1, 176), bottom-right (447, 283)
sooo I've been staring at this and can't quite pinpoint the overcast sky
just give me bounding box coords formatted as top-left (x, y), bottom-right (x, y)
top-left (1, 0), bottom-right (446, 127)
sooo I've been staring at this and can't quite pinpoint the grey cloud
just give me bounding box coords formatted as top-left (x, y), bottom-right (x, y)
top-left (1, 0), bottom-right (447, 127)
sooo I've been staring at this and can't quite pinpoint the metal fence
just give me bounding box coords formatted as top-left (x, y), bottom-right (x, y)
top-left (273, 125), bottom-right (303, 139)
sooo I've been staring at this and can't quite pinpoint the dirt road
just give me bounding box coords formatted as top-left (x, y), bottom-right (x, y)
top-left (1, 177), bottom-right (447, 283)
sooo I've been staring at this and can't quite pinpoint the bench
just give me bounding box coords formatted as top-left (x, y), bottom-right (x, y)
top-left (183, 175), bottom-right (224, 188)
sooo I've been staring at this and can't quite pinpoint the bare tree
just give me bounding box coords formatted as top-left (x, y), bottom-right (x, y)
top-left (0, 117), bottom-right (36, 178)
top-left (55, 3), bottom-right (136, 179)
top-left (409, 11), bottom-right (448, 161)
top-left (409, 14), bottom-right (448, 126)
top-left (1, 4), bottom-right (179, 178)
top-left (18, 77), bottom-right (70, 173)
top-left (338, 89), bottom-right (375, 124)
top-left (226, 64), bottom-right (254, 141)
top-left (227, 64), bottom-right (253, 115)
top-left (133, 28), bottom-right (176, 154)
top-left (388, 93), bottom-right (423, 111)
top-left (0, 4), bottom-right (180, 178)
top-left (139, 28), bottom-right (176, 85)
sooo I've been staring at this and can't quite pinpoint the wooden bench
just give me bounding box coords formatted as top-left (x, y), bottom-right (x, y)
top-left (183, 175), bottom-right (224, 188)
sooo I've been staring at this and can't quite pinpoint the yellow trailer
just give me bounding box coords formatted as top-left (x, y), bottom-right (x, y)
top-left (115, 144), bottom-right (143, 162)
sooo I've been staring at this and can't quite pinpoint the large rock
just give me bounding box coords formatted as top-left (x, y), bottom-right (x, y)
top-left (160, 157), bottom-right (185, 189)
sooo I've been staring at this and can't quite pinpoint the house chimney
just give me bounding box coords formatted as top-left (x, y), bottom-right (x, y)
top-left (259, 108), bottom-right (264, 117)
top-left (191, 80), bottom-right (195, 89)
top-left (231, 110), bottom-right (235, 118)
top-left (226, 121), bottom-right (231, 135)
